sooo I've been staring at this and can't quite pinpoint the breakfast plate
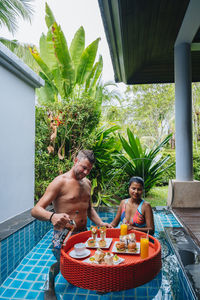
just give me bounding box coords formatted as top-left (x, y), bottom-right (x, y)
top-left (112, 242), bottom-right (140, 254)
top-left (86, 237), bottom-right (112, 249)
top-left (83, 255), bottom-right (124, 265)
top-left (69, 249), bottom-right (91, 259)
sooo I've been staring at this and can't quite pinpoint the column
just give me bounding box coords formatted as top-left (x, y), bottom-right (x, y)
top-left (174, 42), bottom-right (193, 181)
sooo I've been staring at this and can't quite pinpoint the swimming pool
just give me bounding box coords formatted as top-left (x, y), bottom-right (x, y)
top-left (0, 208), bottom-right (197, 299)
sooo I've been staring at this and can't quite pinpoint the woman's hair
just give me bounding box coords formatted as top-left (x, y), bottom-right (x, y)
top-left (128, 176), bottom-right (144, 188)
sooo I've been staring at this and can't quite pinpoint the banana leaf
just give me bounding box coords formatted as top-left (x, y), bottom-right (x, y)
top-left (45, 3), bottom-right (56, 28)
top-left (69, 26), bottom-right (85, 75)
top-left (76, 38), bottom-right (100, 85)
top-left (51, 22), bottom-right (75, 95)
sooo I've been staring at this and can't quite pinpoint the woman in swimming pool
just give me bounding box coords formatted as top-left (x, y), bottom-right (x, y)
top-left (110, 176), bottom-right (154, 235)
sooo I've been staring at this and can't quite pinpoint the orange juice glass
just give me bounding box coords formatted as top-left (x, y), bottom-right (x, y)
top-left (120, 224), bottom-right (128, 236)
top-left (140, 237), bottom-right (149, 259)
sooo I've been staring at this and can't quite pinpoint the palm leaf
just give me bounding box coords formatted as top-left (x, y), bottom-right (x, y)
top-left (0, 0), bottom-right (33, 33)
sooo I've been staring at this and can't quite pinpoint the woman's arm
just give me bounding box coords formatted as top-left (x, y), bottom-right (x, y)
top-left (110, 201), bottom-right (123, 227)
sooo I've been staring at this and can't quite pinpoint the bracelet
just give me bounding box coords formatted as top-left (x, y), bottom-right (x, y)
top-left (49, 212), bottom-right (55, 223)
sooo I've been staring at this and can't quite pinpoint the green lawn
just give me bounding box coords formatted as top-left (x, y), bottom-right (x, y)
top-left (144, 185), bottom-right (168, 207)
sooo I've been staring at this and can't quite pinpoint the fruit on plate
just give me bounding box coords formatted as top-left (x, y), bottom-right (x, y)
top-left (98, 239), bottom-right (106, 247)
top-left (115, 241), bottom-right (126, 252)
top-left (89, 257), bottom-right (95, 261)
top-left (127, 241), bottom-right (137, 252)
top-left (113, 254), bottom-right (119, 261)
top-left (87, 238), bottom-right (96, 247)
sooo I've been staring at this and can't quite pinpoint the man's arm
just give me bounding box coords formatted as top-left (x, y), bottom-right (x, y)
top-left (31, 177), bottom-right (70, 229)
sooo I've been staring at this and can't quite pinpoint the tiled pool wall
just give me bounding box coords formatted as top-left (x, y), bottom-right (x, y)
top-left (0, 220), bottom-right (52, 285)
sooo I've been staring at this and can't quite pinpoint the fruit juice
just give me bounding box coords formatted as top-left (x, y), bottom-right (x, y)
top-left (140, 237), bottom-right (149, 259)
top-left (120, 224), bottom-right (128, 236)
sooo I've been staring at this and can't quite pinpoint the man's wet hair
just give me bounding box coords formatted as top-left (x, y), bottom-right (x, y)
top-left (77, 150), bottom-right (95, 164)
top-left (128, 176), bottom-right (144, 188)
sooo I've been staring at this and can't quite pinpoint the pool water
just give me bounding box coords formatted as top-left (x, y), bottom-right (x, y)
top-left (0, 209), bottom-right (196, 300)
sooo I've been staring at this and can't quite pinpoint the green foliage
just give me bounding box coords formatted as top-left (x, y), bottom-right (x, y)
top-left (144, 186), bottom-right (168, 207)
top-left (0, 0), bottom-right (33, 33)
top-left (89, 126), bottom-right (122, 206)
top-left (115, 129), bottom-right (174, 194)
top-left (30, 3), bottom-right (103, 104)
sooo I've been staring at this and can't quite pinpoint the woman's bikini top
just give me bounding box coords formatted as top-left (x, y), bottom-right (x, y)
top-left (121, 199), bottom-right (146, 227)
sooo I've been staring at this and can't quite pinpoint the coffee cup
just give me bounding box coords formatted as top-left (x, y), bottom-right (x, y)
top-left (74, 243), bottom-right (86, 256)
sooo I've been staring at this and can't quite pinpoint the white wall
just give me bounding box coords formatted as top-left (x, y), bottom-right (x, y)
top-left (0, 43), bottom-right (44, 223)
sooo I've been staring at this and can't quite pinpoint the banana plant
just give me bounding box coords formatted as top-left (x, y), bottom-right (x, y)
top-left (115, 128), bottom-right (174, 194)
top-left (29, 3), bottom-right (103, 105)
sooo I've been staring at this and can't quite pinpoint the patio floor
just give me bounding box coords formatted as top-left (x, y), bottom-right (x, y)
top-left (172, 208), bottom-right (200, 246)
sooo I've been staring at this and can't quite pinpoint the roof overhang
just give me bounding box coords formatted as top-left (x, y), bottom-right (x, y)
top-left (98, 0), bottom-right (200, 84)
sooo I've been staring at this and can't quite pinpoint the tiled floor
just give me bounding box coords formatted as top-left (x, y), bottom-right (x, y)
top-left (0, 210), bottom-right (195, 300)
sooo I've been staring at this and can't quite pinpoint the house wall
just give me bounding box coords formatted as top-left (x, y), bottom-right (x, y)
top-left (0, 43), bottom-right (44, 223)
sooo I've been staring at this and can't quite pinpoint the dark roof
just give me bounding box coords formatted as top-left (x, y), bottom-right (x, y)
top-left (98, 0), bottom-right (200, 84)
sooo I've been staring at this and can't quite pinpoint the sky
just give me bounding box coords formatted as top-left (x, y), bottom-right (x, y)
top-left (0, 0), bottom-right (116, 83)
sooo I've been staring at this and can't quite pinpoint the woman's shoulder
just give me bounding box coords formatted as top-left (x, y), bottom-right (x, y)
top-left (142, 200), bottom-right (152, 209)
top-left (119, 198), bottom-right (128, 207)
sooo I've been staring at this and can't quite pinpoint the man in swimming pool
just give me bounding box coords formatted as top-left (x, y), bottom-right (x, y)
top-left (31, 150), bottom-right (111, 299)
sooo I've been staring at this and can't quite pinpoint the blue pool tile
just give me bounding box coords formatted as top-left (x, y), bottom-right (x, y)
top-left (37, 274), bottom-right (46, 281)
top-left (0, 286), bottom-right (5, 295)
top-left (25, 290), bottom-right (40, 299)
top-left (21, 265), bottom-right (32, 272)
top-left (9, 279), bottom-right (23, 288)
top-left (55, 283), bottom-right (66, 293)
top-left (9, 271), bottom-right (18, 279)
top-left (136, 287), bottom-right (147, 297)
top-left (13, 289), bottom-right (27, 298)
top-left (77, 287), bottom-right (89, 294)
top-left (124, 289), bottom-right (135, 296)
top-left (31, 281), bottom-right (44, 291)
top-left (37, 260), bottom-right (47, 266)
top-left (32, 253), bottom-right (42, 259)
top-left (74, 295), bottom-right (88, 300)
top-left (66, 284), bottom-right (77, 293)
top-left (2, 288), bottom-right (16, 297)
top-left (3, 277), bottom-right (12, 286)
top-left (16, 272), bottom-right (27, 280)
top-left (20, 281), bottom-right (33, 290)
top-left (31, 266), bottom-right (43, 273)
top-left (62, 294), bottom-right (74, 300)
top-left (26, 273), bottom-right (39, 281)
top-left (87, 296), bottom-right (99, 300)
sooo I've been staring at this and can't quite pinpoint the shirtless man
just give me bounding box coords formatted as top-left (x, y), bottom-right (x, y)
top-left (31, 150), bottom-right (111, 299)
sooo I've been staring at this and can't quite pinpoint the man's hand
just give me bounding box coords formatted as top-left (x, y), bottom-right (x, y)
top-left (101, 222), bottom-right (113, 228)
top-left (51, 213), bottom-right (71, 229)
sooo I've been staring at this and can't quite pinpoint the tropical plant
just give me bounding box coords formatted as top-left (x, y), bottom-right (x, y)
top-left (0, 38), bottom-right (40, 72)
top-left (29, 3), bottom-right (103, 105)
top-left (0, 0), bottom-right (33, 33)
top-left (114, 128), bottom-right (174, 194)
top-left (89, 125), bottom-right (122, 206)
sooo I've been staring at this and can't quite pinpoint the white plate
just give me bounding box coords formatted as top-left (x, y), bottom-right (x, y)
top-left (86, 238), bottom-right (112, 249)
top-left (83, 256), bottom-right (124, 265)
top-left (112, 242), bottom-right (140, 254)
top-left (69, 249), bottom-right (91, 259)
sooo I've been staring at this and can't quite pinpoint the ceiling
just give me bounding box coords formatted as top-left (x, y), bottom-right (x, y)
top-left (98, 0), bottom-right (200, 84)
